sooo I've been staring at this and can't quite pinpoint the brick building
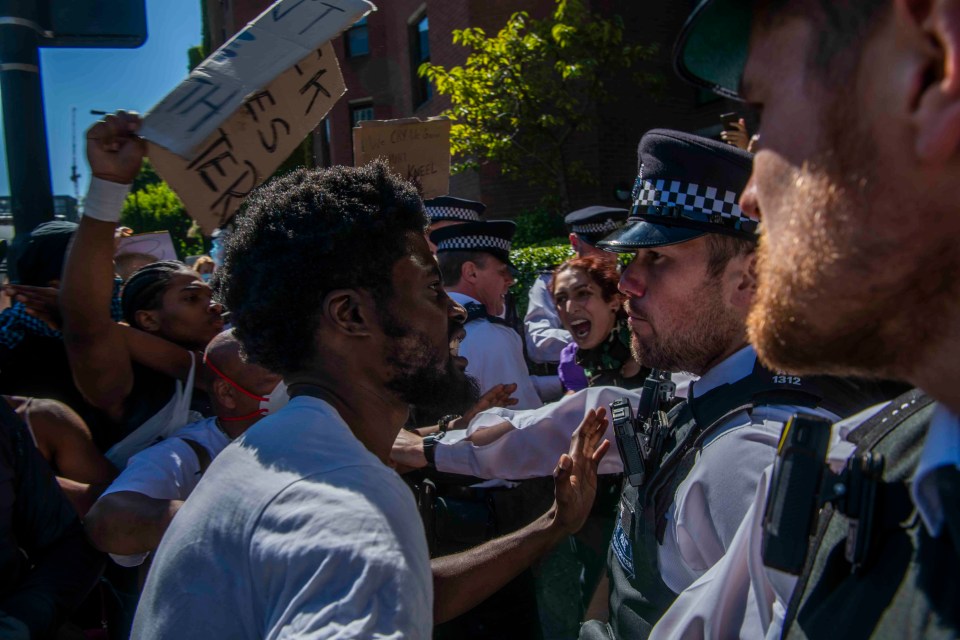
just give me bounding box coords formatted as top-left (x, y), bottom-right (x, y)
top-left (204, 0), bottom-right (738, 218)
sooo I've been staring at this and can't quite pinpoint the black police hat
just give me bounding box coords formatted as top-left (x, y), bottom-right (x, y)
top-left (424, 196), bottom-right (485, 224)
top-left (564, 206), bottom-right (629, 244)
top-left (598, 129), bottom-right (755, 252)
top-left (673, 0), bottom-right (752, 100)
top-left (430, 220), bottom-right (516, 265)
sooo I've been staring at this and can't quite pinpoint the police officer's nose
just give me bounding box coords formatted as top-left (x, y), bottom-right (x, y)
top-left (619, 256), bottom-right (646, 300)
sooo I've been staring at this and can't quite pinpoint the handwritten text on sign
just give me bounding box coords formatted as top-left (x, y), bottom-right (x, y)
top-left (140, 0), bottom-right (372, 158)
top-left (352, 118), bottom-right (451, 199)
top-left (148, 43), bottom-right (346, 234)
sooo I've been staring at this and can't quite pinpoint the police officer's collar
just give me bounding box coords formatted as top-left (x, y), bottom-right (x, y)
top-left (689, 344), bottom-right (756, 399)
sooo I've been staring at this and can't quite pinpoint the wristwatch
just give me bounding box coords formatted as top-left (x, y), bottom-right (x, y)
top-left (422, 432), bottom-right (445, 468)
top-left (437, 414), bottom-right (461, 433)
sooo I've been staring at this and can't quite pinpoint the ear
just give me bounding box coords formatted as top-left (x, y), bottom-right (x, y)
top-left (903, 0), bottom-right (960, 163)
top-left (460, 261), bottom-right (479, 284)
top-left (134, 309), bottom-right (160, 332)
top-left (321, 289), bottom-right (375, 338)
top-left (212, 378), bottom-right (237, 410)
top-left (569, 233), bottom-right (580, 253)
top-left (726, 251), bottom-right (758, 311)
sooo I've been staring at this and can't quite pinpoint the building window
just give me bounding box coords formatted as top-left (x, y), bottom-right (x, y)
top-left (350, 102), bottom-right (375, 127)
top-left (345, 17), bottom-right (369, 57)
top-left (410, 14), bottom-right (432, 106)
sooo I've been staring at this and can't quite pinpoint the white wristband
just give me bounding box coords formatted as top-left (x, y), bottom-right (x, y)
top-left (82, 177), bottom-right (131, 223)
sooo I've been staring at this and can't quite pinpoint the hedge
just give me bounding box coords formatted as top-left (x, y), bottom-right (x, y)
top-left (509, 244), bottom-right (574, 319)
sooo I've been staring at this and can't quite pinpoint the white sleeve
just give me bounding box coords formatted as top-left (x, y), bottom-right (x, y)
top-left (651, 464), bottom-right (797, 640)
top-left (434, 386), bottom-right (634, 479)
top-left (460, 321), bottom-right (542, 410)
top-left (524, 275), bottom-right (572, 364)
top-left (100, 438), bottom-right (203, 502)
top-left (531, 374), bottom-right (564, 403)
top-left (253, 468), bottom-right (432, 639)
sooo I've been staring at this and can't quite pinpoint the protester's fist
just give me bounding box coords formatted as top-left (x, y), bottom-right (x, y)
top-left (86, 111), bottom-right (145, 184)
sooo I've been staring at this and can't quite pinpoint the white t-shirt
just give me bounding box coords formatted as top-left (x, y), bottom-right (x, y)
top-left (132, 396), bottom-right (432, 640)
top-left (99, 416), bottom-right (230, 567)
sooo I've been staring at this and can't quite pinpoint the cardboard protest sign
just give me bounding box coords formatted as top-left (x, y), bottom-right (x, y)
top-left (352, 118), bottom-right (451, 199)
top-left (147, 43), bottom-right (346, 234)
top-left (140, 0), bottom-right (373, 158)
top-left (115, 231), bottom-right (178, 262)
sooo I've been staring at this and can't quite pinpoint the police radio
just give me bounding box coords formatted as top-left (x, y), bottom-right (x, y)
top-left (762, 413), bottom-right (884, 575)
top-left (611, 369), bottom-right (675, 487)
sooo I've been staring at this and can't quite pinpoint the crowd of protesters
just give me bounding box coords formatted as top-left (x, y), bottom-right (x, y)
top-left (1, 1), bottom-right (959, 639)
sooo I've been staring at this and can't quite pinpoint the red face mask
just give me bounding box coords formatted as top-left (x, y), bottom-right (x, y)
top-left (205, 357), bottom-right (289, 421)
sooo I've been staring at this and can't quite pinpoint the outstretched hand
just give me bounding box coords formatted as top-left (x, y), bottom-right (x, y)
top-left (86, 111), bottom-right (145, 184)
top-left (552, 407), bottom-right (610, 535)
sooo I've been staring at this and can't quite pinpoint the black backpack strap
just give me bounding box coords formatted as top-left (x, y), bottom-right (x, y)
top-left (463, 302), bottom-right (511, 328)
top-left (180, 438), bottom-right (212, 476)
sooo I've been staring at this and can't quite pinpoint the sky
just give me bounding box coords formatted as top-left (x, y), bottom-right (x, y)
top-left (0, 0), bottom-right (202, 198)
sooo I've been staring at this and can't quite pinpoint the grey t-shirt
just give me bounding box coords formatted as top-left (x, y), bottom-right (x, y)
top-left (132, 396), bottom-right (432, 639)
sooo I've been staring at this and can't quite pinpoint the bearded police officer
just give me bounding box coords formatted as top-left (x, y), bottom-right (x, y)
top-left (646, 2), bottom-right (960, 639)
top-left (574, 129), bottom-right (898, 639)
top-left (524, 206), bottom-right (628, 368)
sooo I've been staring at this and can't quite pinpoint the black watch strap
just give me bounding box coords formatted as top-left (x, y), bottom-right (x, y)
top-left (437, 414), bottom-right (461, 433)
top-left (423, 432), bottom-right (445, 468)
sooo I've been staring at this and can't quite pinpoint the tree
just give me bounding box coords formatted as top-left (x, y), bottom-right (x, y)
top-left (420, 0), bottom-right (660, 213)
top-left (120, 182), bottom-right (208, 259)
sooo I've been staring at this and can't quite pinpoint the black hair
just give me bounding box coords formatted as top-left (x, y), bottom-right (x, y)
top-left (121, 260), bottom-right (191, 327)
top-left (437, 251), bottom-right (489, 288)
top-left (16, 221), bottom-right (77, 286)
top-left (219, 160), bottom-right (427, 375)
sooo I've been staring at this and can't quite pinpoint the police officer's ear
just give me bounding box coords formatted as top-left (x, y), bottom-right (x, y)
top-left (728, 250), bottom-right (758, 311)
top-left (320, 289), bottom-right (375, 338)
top-left (461, 261), bottom-right (479, 284)
top-left (901, 0), bottom-right (960, 164)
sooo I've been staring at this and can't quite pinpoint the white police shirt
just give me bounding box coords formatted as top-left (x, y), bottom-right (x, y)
top-left (524, 272), bottom-right (573, 364)
top-left (436, 346), bottom-right (838, 601)
top-left (650, 401), bottom-right (892, 640)
top-left (449, 291), bottom-right (544, 410)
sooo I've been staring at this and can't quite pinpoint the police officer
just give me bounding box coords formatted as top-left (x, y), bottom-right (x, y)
top-left (647, 2), bottom-right (960, 638)
top-left (524, 206), bottom-right (628, 368)
top-left (432, 220), bottom-right (561, 409)
top-left (575, 130), bottom-right (897, 639)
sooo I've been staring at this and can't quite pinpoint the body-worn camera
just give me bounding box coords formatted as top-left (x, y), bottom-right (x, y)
top-left (611, 369), bottom-right (676, 487)
top-left (762, 413), bottom-right (884, 575)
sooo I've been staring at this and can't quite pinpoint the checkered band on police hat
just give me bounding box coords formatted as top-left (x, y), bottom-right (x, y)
top-left (425, 205), bottom-right (482, 223)
top-left (570, 218), bottom-right (624, 235)
top-left (631, 176), bottom-right (756, 233)
top-left (435, 234), bottom-right (512, 253)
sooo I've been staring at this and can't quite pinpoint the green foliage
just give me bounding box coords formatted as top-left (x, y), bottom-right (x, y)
top-left (512, 207), bottom-right (567, 248)
top-left (188, 45), bottom-right (208, 72)
top-left (509, 243), bottom-right (574, 319)
top-left (131, 159), bottom-right (162, 193)
top-left (421, 0), bottom-right (660, 213)
top-left (120, 182), bottom-right (208, 259)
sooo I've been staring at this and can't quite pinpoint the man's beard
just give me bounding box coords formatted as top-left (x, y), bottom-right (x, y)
top-left (629, 276), bottom-right (744, 376)
top-left (381, 310), bottom-right (480, 421)
top-left (746, 95), bottom-right (960, 381)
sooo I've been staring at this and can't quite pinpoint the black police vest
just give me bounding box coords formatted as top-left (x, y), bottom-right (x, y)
top-left (607, 360), bottom-right (898, 640)
top-left (783, 389), bottom-right (959, 640)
